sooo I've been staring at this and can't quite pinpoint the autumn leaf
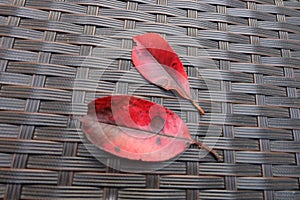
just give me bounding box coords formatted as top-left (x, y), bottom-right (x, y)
top-left (81, 95), bottom-right (220, 162)
top-left (132, 33), bottom-right (205, 115)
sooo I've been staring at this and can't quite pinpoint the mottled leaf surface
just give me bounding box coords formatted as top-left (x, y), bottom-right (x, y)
top-left (81, 95), bottom-right (192, 162)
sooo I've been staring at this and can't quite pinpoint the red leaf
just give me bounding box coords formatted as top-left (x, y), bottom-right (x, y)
top-left (132, 33), bottom-right (205, 115)
top-left (81, 95), bottom-right (220, 162)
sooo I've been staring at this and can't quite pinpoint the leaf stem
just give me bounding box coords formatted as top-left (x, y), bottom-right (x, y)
top-left (191, 100), bottom-right (205, 115)
top-left (193, 141), bottom-right (222, 160)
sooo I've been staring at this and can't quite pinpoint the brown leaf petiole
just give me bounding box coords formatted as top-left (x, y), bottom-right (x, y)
top-left (193, 141), bottom-right (222, 160)
top-left (191, 100), bottom-right (205, 115)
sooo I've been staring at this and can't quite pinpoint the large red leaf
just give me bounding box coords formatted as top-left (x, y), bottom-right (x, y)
top-left (81, 95), bottom-right (220, 162)
top-left (132, 33), bottom-right (205, 115)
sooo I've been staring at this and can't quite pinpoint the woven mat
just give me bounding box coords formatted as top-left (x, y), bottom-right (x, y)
top-left (0, 0), bottom-right (300, 199)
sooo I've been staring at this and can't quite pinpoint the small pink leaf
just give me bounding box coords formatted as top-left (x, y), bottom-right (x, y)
top-left (132, 33), bottom-right (205, 114)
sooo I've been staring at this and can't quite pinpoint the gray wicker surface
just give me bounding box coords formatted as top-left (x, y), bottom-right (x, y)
top-left (0, 0), bottom-right (300, 199)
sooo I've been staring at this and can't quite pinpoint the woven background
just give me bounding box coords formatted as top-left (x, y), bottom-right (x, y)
top-left (0, 0), bottom-right (300, 199)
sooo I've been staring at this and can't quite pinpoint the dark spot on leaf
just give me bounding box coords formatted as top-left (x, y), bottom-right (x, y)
top-left (115, 147), bottom-right (120, 152)
top-left (150, 116), bottom-right (165, 133)
top-left (171, 61), bottom-right (178, 70)
top-left (156, 137), bottom-right (161, 145)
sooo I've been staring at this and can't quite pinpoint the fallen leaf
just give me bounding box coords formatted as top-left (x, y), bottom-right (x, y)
top-left (81, 95), bottom-right (220, 162)
top-left (132, 33), bottom-right (205, 115)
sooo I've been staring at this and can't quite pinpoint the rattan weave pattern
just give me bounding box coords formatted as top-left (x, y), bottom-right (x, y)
top-left (0, 0), bottom-right (300, 199)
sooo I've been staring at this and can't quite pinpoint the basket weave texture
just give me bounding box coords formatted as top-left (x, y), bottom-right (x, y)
top-left (0, 0), bottom-right (300, 199)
